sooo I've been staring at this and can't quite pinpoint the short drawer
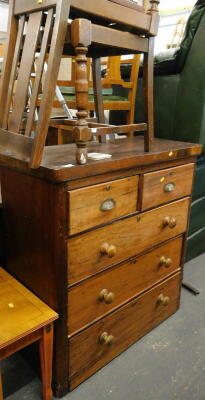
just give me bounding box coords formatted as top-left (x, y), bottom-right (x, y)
top-left (69, 272), bottom-right (181, 389)
top-left (68, 176), bottom-right (139, 235)
top-left (68, 237), bottom-right (183, 334)
top-left (68, 198), bottom-right (189, 284)
top-left (141, 163), bottom-right (194, 210)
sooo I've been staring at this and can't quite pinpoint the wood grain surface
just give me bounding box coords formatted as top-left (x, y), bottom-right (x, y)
top-left (69, 272), bottom-right (181, 389)
top-left (68, 237), bottom-right (182, 334)
top-left (142, 163), bottom-right (195, 210)
top-left (68, 176), bottom-right (139, 235)
top-left (0, 268), bottom-right (57, 350)
top-left (68, 198), bottom-right (190, 284)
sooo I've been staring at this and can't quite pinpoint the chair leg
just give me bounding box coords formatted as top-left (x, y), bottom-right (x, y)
top-left (71, 19), bottom-right (92, 164)
top-left (92, 57), bottom-right (105, 125)
top-left (0, 371), bottom-right (3, 400)
top-left (39, 324), bottom-right (54, 400)
top-left (143, 37), bottom-right (155, 151)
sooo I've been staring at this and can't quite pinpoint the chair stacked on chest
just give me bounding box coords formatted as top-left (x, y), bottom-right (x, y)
top-left (0, 0), bottom-right (160, 168)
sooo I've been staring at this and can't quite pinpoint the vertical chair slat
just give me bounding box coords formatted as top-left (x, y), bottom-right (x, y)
top-left (0, 0), bottom-right (18, 127)
top-left (143, 37), bottom-right (155, 151)
top-left (8, 11), bottom-right (43, 133)
top-left (25, 9), bottom-right (54, 137)
top-left (126, 54), bottom-right (140, 130)
top-left (30, 0), bottom-right (71, 168)
top-left (2, 15), bottom-right (26, 130)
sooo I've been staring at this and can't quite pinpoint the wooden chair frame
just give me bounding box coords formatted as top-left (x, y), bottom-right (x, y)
top-left (53, 55), bottom-right (140, 123)
top-left (52, 0), bottom-right (160, 164)
top-left (0, 0), bottom-right (160, 168)
top-left (0, 0), bottom-right (70, 169)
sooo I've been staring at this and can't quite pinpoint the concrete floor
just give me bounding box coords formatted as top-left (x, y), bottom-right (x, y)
top-left (1, 253), bottom-right (205, 400)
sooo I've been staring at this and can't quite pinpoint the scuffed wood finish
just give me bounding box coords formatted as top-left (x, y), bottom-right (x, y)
top-left (68, 197), bottom-right (190, 284)
top-left (142, 163), bottom-right (195, 210)
top-left (68, 176), bottom-right (139, 235)
top-left (69, 272), bottom-right (181, 389)
top-left (0, 137), bottom-right (201, 184)
top-left (68, 237), bottom-right (182, 334)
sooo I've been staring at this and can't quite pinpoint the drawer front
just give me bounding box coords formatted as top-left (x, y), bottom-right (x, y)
top-left (141, 163), bottom-right (194, 210)
top-left (68, 198), bottom-right (189, 284)
top-left (68, 176), bottom-right (139, 235)
top-left (69, 272), bottom-right (181, 389)
top-left (68, 237), bottom-right (183, 334)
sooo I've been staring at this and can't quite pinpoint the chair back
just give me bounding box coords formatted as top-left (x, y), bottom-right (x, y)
top-left (0, 0), bottom-right (70, 168)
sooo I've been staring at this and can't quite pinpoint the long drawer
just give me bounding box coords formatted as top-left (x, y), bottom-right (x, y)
top-left (68, 237), bottom-right (183, 334)
top-left (68, 176), bottom-right (139, 235)
top-left (141, 163), bottom-right (194, 210)
top-left (68, 198), bottom-right (189, 284)
top-left (69, 272), bottom-right (181, 389)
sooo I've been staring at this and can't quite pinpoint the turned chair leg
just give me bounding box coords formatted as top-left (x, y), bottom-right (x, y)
top-left (71, 19), bottom-right (92, 164)
top-left (39, 324), bottom-right (54, 400)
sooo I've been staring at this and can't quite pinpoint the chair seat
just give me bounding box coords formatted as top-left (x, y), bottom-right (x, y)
top-left (108, 0), bottom-right (142, 11)
top-left (57, 94), bottom-right (128, 102)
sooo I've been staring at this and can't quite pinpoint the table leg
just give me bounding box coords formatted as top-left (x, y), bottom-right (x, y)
top-left (39, 324), bottom-right (54, 400)
top-left (0, 371), bottom-right (3, 400)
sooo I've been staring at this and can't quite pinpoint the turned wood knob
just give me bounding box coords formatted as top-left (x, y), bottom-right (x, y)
top-left (163, 216), bottom-right (177, 228)
top-left (100, 243), bottom-right (117, 258)
top-left (99, 332), bottom-right (115, 346)
top-left (157, 293), bottom-right (170, 306)
top-left (159, 256), bottom-right (172, 268)
top-left (99, 289), bottom-right (115, 304)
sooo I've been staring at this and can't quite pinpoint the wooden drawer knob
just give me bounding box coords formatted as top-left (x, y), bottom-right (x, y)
top-left (164, 182), bottom-right (176, 192)
top-left (159, 256), bottom-right (172, 268)
top-left (100, 243), bottom-right (117, 258)
top-left (99, 289), bottom-right (115, 304)
top-left (163, 216), bottom-right (176, 228)
top-left (157, 293), bottom-right (170, 306)
top-left (99, 332), bottom-right (115, 346)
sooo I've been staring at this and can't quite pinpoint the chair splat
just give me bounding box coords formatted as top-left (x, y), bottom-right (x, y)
top-left (0, 0), bottom-right (70, 168)
top-left (9, 11), bottom-right (43, 134)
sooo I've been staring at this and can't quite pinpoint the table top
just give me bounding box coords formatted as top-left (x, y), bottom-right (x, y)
top-left (0, 268), bottom-right (58, 350)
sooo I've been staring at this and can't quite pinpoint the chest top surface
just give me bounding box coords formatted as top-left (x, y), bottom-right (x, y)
top-left (0, 136), bottom-right (202, 183)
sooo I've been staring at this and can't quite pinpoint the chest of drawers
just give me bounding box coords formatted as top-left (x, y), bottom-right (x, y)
top-left (0, 137), bottom-right (201, 397)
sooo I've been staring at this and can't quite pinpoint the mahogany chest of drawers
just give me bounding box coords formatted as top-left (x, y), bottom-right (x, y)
top-left (0, 137), bottom-right (201, 397)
